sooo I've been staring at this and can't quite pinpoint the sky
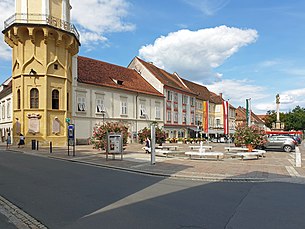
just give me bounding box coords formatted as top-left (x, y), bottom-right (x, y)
top-left (1, 0), bottom-right (305, 114)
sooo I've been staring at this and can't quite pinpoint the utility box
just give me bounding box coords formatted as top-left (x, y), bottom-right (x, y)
top-left (106, 133), bottom-right (123, 160)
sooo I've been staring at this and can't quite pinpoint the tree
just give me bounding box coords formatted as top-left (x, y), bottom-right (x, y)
top-left (263, 110), bottom-right (286, 129)
top-left (285, 106), bottom-right (305, 130)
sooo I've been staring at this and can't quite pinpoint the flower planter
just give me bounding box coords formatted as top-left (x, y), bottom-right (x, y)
top-left (246, 144), bottom-right (253, 152)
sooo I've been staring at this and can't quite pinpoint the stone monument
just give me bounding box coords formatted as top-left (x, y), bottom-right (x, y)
top-left (272, 94), bottom-right (284, 130)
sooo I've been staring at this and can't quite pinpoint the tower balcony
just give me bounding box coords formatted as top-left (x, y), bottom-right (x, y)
top-left (3, 13), bottom-right (80, 42)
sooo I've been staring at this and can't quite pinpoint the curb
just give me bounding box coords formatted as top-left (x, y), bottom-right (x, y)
top-left (8, 148), bottom-right (305, 183)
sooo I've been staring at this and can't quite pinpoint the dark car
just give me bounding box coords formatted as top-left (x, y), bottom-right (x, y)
top-left (263, 135), bottom-right (296, 152)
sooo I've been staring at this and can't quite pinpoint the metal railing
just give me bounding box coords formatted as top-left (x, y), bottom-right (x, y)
top-left (4, 13), bottom-right (79, 41)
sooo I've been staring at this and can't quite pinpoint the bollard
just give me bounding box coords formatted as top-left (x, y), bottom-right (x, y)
top-left (50, 141), bottom-right (52, 154)
top-left (31, 140), bottom-right (36, 150)
top-left (36, 141), bottom-right (39, 151)
top-left (295, 146), bottom-right (301, 167)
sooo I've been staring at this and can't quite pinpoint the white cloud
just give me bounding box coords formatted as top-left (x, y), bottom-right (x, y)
top-left (205, 79), bottom-right (267, 105)
top-left (0, 0), bottom-right (14, 61)
top-left (183, 0), bottom-right (230, 16)
top-left (71, 0), bottom-right (135, 46)
top-left (0, 0), bottom-right (135, 55)
top-left (139, 25), bottom-right (258, 82)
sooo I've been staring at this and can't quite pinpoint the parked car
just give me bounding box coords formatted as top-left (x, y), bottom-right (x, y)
top-left (290, 135), bottom-right (301, 145)
top-left (263, 135), bottom-right (296, 152)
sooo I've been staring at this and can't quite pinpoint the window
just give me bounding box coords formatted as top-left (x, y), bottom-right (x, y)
top-left (215, 105), bottom-right (221, 112)
top-left (174, 112), bottom-right (178, 123)
top-left (77, 96), bottom-right (86, 111)
top-left (54, 64), bottom-right (58, 70)
top-left (120, 97), bottom-right (127, 115)
top-left (52, 89), bottom-right (59, 109)
top-left (30, 88), bottom-right (39, 108)
top-left (2, 104), bottom-right (5, 119)
top-left (183, 113), bottom-right (186, 123)
top-left (216, 118), bottom-right (221, 127)
top-left (155, 103), bottom-right (161, 119)
top-left (140, 101), bottom-right (146, 117)
top-left (182, 95), bottom-right (188, 104)
top-left (191, 113), bottom-right (195, 124)
top-left (174, 92), bottom-right (178, 103)
top-left (67, 93), bottom-right (69, 111)
top-left (17, 89), bottom-right (21, 109)
top-left (190, 97), bottom-right (195, 106)
top-left (166, 111), bottom-right (171, 122)
top-left (7, 100), bottom-right (11, 118)
top-left (167, 91), bottom-right (172, 101)
top-left (96, 99), bottom-right (105, 113)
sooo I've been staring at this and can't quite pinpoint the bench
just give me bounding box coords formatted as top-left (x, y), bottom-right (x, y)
top-left (235, 150), bottom-right (266, 160)
top-left (156, 149), bottom-right (185, 158)
top-left (189, 145), bottom-right (213, 151)
top-left (224, 147), bottom-right (249, 152)
top-left (156, 145), bottom-right (180, 151)
top-left (185, 151), bottom-right (224, 160)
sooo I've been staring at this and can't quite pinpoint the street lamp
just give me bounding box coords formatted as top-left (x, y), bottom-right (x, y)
top-left (101, 110), bottom-right (106, 124)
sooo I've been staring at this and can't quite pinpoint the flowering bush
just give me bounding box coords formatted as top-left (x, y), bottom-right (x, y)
top-left (138, 126), bottom-right (166, 145)
top-left (234, 124), bottom-right (267, 147)
top-left (90, 122), bottom-right (129, 149)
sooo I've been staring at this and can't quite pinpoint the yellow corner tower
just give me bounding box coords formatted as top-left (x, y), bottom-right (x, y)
top-left (2, 0), bottom-right (80, 146)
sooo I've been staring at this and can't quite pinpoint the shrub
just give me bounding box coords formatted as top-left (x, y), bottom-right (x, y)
top-left (234, 124), bottom-right (267, 147)
top-left (90, 122), bottom-right (129, 149)
top-left (138, 126), bottom-right (166, 145)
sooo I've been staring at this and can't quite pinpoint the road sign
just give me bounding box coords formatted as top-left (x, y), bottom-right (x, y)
top-left (65, 118), bottom-right (71, 123)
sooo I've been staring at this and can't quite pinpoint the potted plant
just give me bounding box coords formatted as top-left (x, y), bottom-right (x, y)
top-left (234, 124), bottom-right (266, 151)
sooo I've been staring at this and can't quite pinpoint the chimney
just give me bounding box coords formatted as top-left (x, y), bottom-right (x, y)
top-left (219, 93), bottom-right (223, 98)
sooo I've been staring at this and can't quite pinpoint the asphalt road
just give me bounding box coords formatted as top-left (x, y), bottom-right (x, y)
top-left (1, 150), bottom-right (305, 229)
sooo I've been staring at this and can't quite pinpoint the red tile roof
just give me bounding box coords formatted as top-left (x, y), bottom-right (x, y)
top-left (0, 80), bottom-right (12, 99)
top-left (181, 78), bottom-right (210, 101)
top-left (136, 57), bottom-right (196, 95)
top-left (236, 106), bottom-right (264, 124)
top-left (77, 56), bottom-right (164, 97)
top-left (209, 91), bottom-right (223, 104)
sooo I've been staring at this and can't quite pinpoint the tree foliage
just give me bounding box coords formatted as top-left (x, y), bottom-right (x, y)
top-left (285, 106), bottom-right (305, 130)
top-left (264, 106), bottom-right (305, 131)
top-left (138, 126), bottom-right (166, 145)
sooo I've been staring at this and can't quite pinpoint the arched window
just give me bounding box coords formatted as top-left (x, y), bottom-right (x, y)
top-left (30, 88), bottom-right (39, 108)
top-left (17, 89), bottom-right (21, 109)
top-left (52, 89), bottom-right (59, 109)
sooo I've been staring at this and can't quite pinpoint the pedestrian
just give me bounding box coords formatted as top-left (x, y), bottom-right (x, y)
top-left (18, 133), bottom-right (25, 148)
top-left (6, 133), bottom-right (11, 150)
top-left (145, 137), bottom-right (151, 154)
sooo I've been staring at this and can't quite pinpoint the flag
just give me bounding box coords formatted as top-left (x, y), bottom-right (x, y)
top-left (246, 99), bottom-right (251, 126)
top-left (203, 101), bottom-right (209, 133)
top-left (223, 100), bottom-right (229, 135)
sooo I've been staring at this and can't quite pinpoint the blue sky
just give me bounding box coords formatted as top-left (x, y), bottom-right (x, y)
top-left (1, 0), bottom-right (305, 114)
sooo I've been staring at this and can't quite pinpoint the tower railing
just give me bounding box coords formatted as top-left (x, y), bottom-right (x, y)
top-left (4, 13), bottom-right (80, 41)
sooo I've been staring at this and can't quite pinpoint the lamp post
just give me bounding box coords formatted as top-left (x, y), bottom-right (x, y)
top-left (101, 110), bottom-right (105, 124)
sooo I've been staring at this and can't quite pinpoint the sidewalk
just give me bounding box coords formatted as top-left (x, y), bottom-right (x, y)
top-left (6, 142), bottom-right (305, 182)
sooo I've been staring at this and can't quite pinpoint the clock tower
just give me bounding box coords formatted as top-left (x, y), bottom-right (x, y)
top-left (2, 0), bottom-right (80, 146)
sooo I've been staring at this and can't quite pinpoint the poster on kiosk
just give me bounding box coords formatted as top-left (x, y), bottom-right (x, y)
top-left (106, 133), bottom-right (123, 160)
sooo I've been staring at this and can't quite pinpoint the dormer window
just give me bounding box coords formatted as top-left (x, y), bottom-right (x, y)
top-left (112, 79), bottom-right (124, 85)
